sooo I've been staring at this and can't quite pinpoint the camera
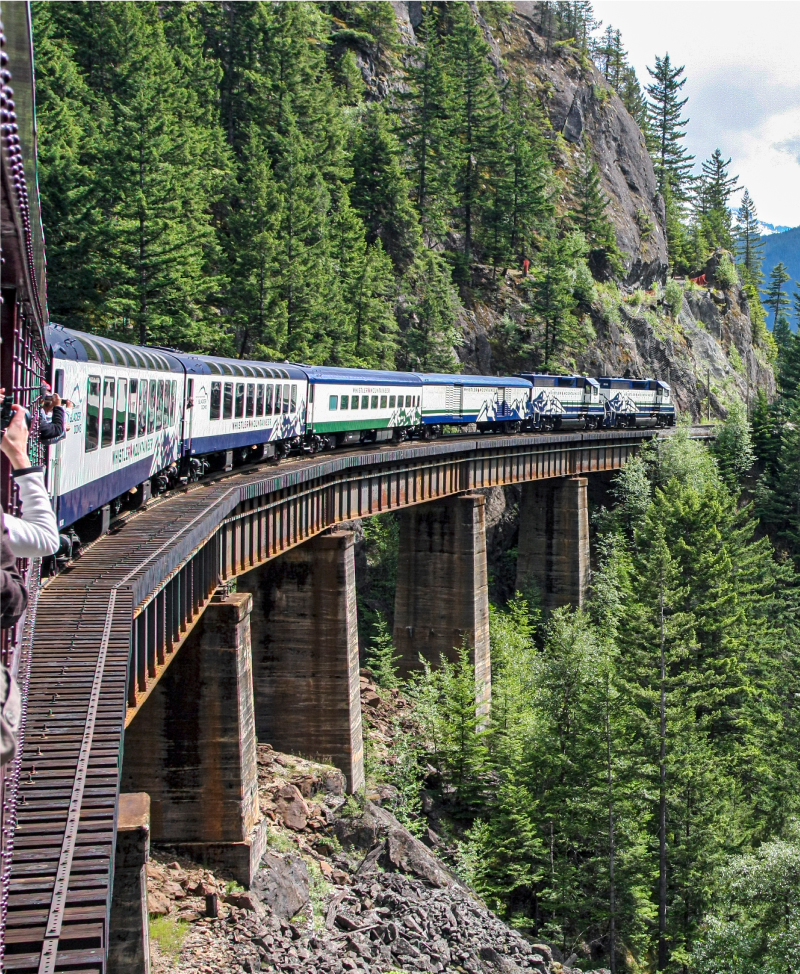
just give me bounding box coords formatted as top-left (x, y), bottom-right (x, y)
top-left (0, 395), bottom-right (32, 433)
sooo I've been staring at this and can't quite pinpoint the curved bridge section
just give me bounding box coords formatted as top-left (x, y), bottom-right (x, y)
top-left (6, 427), bottom-right (710, 973)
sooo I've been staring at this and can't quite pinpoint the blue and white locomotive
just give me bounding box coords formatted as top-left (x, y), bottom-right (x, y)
top-left (44, 324), bottom-right (675, 546)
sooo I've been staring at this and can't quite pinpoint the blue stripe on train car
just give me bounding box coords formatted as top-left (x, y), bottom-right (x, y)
top-left (185, 425), bottom-right (297, 456)
top-left (57, 454), bottom-right (157, 528)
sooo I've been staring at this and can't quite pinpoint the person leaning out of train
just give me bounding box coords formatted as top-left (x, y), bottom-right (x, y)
top-left (0, 390), bottom-right (60, 558)
top-left (38, 385), bottom-right (72, 445)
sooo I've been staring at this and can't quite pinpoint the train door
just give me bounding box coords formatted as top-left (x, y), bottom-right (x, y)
top-left (47, 367), bottom-right (65, 511)
top-left (184, 377), bottom-right (194, 452)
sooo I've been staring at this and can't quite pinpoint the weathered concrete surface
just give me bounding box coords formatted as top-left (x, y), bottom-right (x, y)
top-left (516, 477), bottom-right (590, 611)
top-left (121, 594), bottom-right (263, 884)
top-left (239, 533), bottom-right (365, 794)
top-left (394, 494), bottom-right (491, 716)
top-left (108, 793), bottom-right (151, 974)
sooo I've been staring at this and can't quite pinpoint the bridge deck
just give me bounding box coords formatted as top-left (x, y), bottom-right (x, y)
top-left (3, 428), bottom-right (712, 971)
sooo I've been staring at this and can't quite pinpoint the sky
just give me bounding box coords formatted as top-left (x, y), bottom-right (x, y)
top-left (592, 1), bottom-right (800, 228)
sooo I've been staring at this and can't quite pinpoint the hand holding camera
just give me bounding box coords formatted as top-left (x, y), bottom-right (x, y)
top-left (0, 388), bottom-right (32, 470)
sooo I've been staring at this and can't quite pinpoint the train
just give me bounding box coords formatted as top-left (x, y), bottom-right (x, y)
top-left (45, 324), bottom-right (675, 550)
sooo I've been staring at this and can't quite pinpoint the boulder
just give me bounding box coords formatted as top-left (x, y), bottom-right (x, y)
top-left (275, 784), bottom-right (309, 831)
top-left (252, 852), bottom-right (310, 919)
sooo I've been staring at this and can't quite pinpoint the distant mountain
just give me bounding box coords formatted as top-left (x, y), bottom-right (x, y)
top-left (761, 226), bottom-right (800, 328)
top-left (758, 221), bottom-right (793, 237)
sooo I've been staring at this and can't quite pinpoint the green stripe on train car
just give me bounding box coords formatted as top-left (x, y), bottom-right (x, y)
top-left (312, 417), bottom-right (393, 433)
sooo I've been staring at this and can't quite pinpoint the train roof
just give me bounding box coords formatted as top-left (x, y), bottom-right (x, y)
top-left (169, 351), bottom-right (307, 381)
top-left (414, 373), bottom-right (530, 387)
top-left (47, 324), bottom-right (183, 373)
top-left (517, 373), bottom-right (599, 388)
top-left (599, 376), bottom-right (670, 390)
top-left (298, 365), bottom-right (422, 386)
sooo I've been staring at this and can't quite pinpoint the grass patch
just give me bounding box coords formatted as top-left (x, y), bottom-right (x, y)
top-left (150, 915), bottom-right (188, 963)
top-left (305, 859), bottom-right (330, 931)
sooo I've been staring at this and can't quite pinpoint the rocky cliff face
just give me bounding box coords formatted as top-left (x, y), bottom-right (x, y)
top-left (381, 2), bottom-right (774, 417)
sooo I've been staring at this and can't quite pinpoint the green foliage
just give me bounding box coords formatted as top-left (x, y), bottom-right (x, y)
top-left (663, 277), bottom-right (684, 317)
top-left (735, 188), bottom-right (765, 285)
top-left (715, 252), bottom-right (739, 290)
top-left (763, 261), bottom-right (792, 329)
top-left (691, 831), bottom-right (800, 974)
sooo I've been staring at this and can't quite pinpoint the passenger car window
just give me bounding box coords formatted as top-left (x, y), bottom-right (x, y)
top-left (147, 380), bottom-right (157, 434)
top-left (256, 384), bottom-right (264, 416)
top-left (371, 396), bottom-right (378, 409)
top-left (265, 385), bottom-right (274, 415)
top-left (86, 376), bottom-right (100, 452)
top-left (102, 377), bottom-right (115, 447)
top-left (329, 395), bottom-right (338, 410)
top-left (128, 379), bottom-right (138, 440)
top-left (340, 395), bottom-right (349, 410)
top-left (138, 380), bottom-right (148, 436)
top-left (389, 396), bottom-right (395, 408)
top-left (210, 382), bottom-right (221, 420)
top-left (406, 395), bottom-right (411, 407)
top-left (380, 395), bottom-right (387, 408)
top-left (352, 395), bottom-right (359, 409)
top-left (115, 378), bottom-right (127, 443)
top-left (223, 382), bottom-right (233, 420)
top-left (246, 383), bottom-right (255, 418)
top-left (235, 383), bottom-right (245, 419)
top-left (291, 385), bottom-right (297, 412)
top-left (361, 395), bottom-right (369, 409)
top-left (155, 380), bottom-right (163, 431)
top-left (283, 386), bottom-right (290, 414)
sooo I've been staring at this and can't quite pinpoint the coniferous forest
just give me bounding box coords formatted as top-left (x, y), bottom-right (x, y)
top-left (32, 3), bottom-right (800, 972)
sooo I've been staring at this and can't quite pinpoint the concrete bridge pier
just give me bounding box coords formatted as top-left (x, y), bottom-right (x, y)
top-left (121, 593), bottom-right (264, 885)
top-left (239, 532), bottom-right (365, 793)
top-left (393, 493), bottom-right (491, 717)
top-left (516, 476), bottom-right (590, 611)
top-left (108, 793), bottom-right (151, 974)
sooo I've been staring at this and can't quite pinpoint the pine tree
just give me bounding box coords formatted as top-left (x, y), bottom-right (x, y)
top-left (400, 5), bottom-right (456, 239)
top-left (568, 151), bottom-right (622, 278)
top-left (645, 54), bottom-right (695, 202)
top-left (397, 250), bottom-right (460, 373)
top-left (524, 231), bottom-right (589, 368)
top-left (763, 262), bottom-right (791, 329)
top-left (226, 130), bottom-right (283, 359)
top-left (735, 189), bottom-right (765, 285)
top-left (443, 2), bottom-right (502, 265)
top-left (694, 149), bottom-right (739, 251)
top-left (349, 102), bottom-right (421, 273)
top-left (759, 400), bottom-right (800, 567)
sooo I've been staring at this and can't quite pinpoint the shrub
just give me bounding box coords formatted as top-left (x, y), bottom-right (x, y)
top-left (714, 253), bottom-right (739, 289)
top-left (635, 208), bottom-right (655, 240)
top-left (663, 277), bottom-right (684, 318)
top-left (572, 260), bottom-right (595, 305)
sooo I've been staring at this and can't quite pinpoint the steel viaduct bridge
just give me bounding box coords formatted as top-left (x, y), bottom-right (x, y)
top-left (3, 426), bottom-right (716, 974)
top-left (0, 6), bottom-right (719, 971)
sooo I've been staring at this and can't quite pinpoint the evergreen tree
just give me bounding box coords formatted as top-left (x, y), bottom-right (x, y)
top-left (735, 189), bottom-right (765, 285)
top-left (645, 54), bottom-right (695, 202)
top-left (712, 398), bottom-right (756, 489)
top-left (568, 151), bottom-right (621, 278)
top-left (759, 400), bottom-right (800, 567)
top-left (763, 262), bottom-right (791, 328)
top-left (443, 2), bottom-right (502, 265)
top-left (693, 149), bottom-right (738, 251)
top-left (397, 250), bottom-right (460, 373)
top-left (349, 102), bottom-right (421, 273)
top-left (523, 231), bottom-right (589, 368)
top-left (401, 5), bottom-right (455, 238)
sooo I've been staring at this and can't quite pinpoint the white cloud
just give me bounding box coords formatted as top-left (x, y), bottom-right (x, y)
top-left (592, 0), bottom-right (800, 226)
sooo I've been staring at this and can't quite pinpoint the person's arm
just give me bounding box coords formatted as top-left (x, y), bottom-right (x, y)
top-left (1, 511), bottom-right (27, 629)
top-left (38, 404), bottom-right (66, 443)
top-left (1, 404), bottom-right (60, 556)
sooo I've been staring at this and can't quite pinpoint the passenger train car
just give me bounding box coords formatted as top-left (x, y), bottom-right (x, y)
top-left (44, 325), bottom-right (675, 548)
